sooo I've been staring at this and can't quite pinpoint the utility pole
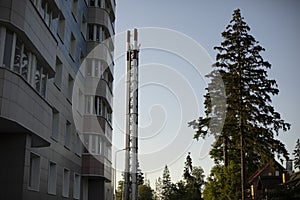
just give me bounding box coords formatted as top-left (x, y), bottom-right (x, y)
top-left (124, 28), bottom-right (139, 200)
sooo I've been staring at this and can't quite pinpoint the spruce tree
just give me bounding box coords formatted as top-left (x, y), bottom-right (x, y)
top-left (190, 9), bottom-right (290, 200)
top-left (183, 153), bottom-right (204, 200)
top-left (162, 165), bottom-right (172, 199)
top-left (293, 139), bottom-right (300, 170)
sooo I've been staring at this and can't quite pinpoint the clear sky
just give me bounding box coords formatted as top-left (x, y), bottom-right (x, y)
top-left (112, 0), bottom-right (300, 186)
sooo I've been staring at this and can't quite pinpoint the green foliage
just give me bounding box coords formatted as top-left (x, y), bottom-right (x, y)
top-left (115, 180), bottom-right (124, 200)
top-left (138, 168), bottom-right (145, 185)
top-left (139, 184), bottom-right (154, 200)
top-left (156, 154), bottom-right (205, 200)
top-left (183, 152), bottom-right (204, 200)
top-left (155, 177), bottom-right (163, 200)
top-left (162, 165), bottom-right (172, 199)
top-left (293, 139), bottom-right (300, 170)
top-left (115, 168), bottom-right (149, 200)
top-left (203, 162), bottom-right (241, 200)
top-left (190, 8), bottom-right (290, 198)
top-left (168, 180), bottom-right (190, 200)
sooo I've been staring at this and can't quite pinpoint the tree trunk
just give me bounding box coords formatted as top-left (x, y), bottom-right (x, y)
top-left (240, 132), bottom-right (245, 200)
top-left (223, 136), bottom-right (228, 167)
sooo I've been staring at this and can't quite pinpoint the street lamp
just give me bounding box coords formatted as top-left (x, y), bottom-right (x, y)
top-left (114, 148), bottom-right (126, 200)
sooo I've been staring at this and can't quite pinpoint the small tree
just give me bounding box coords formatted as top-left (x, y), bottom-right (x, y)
top-left (293, 138), bottom-right (300, 170)
top-left (138, 168), bottom-right (145, 185)
top-left (183, 152), bottom-right (204, 200)
top-left (115, 180), bottom-right (124, 200)
top-left (155, 177), bottom-right (163, 200)
top-left (162, 165), bottom-right (172, 199)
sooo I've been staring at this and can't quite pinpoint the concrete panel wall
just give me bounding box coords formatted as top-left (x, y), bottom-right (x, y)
top-left (0, 68), bottom-right (52, 142)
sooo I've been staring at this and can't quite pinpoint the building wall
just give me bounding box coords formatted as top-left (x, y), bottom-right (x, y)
top-left (0, 0), bottom-right (115, 199)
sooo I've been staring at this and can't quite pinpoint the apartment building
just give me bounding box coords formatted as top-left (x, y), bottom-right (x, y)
top-left (0, 0), bottom-right (115, 199)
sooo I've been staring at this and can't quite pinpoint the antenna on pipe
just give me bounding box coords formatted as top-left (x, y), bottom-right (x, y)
top-left (124, 28), bottom-right (139, 200)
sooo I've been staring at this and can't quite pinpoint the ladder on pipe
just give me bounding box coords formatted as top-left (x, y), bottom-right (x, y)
top-left (124, 28), bottom-right (139, 200)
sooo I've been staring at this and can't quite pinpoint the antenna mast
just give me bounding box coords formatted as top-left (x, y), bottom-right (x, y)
top-left (124, 28), bottom-right (139, 200)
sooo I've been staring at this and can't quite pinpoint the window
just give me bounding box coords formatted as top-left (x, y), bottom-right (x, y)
top-left (78, 89), bottom-right (83, 114)
top-left (48, 162), bottom-right (57, 194)
top-left (65, 121), bottom-right (71, 148)
top-left (62, 169), bottom-right (70, 197)
top-left (13, 39), bottom-right (30, 80)
top-left (41, 67), bottom-right (47, 97)
top-left (31, 56), bottom-right (48, 97)
top-left (107, 145), bottom-right (112, 160)
top-left (100, 0), bottom-right (106, 9)
top-left (13, 39), bottom-right (22, 73)
top-left (89, 135), bottom-right (100, 154)
top-left (94, 60), bottom-right (99, 77)
top-left (1, 27), bottom-right (49, 96)
top-left (72, 0), bottom-right (79, 21)
top-left (3, 29), bottom-right (13, 68)
top-left (21, 48), bottom-right (29, 80)
top-left (54, 57), bottom-right (62, 88)
top-left (96, 25), bottom-right (100, 42)
top-left (275, 170), bottom-right (280, 176)
top-left (268, 172), bottom-right (272, 176)
top-left (40, 0), bottom-right (52, 27)
top-left (34, 61), bottom-right (47, 97)
top-left (88, 24), bottom-right (93, 41)
top-left (87, 25), bottom-right (105, 42)
top-left (80, 51), bottom-right (85, 65)
top-left (70, 33), bottom-right (76, 59)
top-left (45, 3), bottom-right (51, 26)
top-left (34, 63), bottom-right (41, 92)
top-left (95, 96), bottom-right (102, 116)
top-left (83, 134), bottom-right (101, 155)
top-left (28, 153), bottom-right (41, 191)
top-left (52, 108), bottom-right (59, 140)
top-left (89, 0), bottom-right (95, 6)
top-left (104, 142), bottom-right (108, 157)
top-left (68, 74), bottom-right (74, 100)
top-left (50, 10), bottom-right (59, 34)
top-left (85, 95), bottom-right (94, 114)
top-left (107, 108), bottom-right (112, 123)
top-left (85, 59), bottom-right (104, 78)
top-left (73, 174), bottom-right (80, 199)
top-left (57, 13), bottom-right (65, 42)
top-left (75, 132), bottom-right (82, 156)
top-left (0, 27), bottom-right (4, 65)
top-left (81, 14), bottom-right (87, 39)
top-left (107, 69), bottom-right (113, 89)
top-left (102, 102), bottom-right (107, 117)
top-left (85, 59), bottom-right (92, 76)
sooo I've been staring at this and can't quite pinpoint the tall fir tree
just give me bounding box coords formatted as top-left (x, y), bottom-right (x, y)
top-left (190, 9), bottom-right (290, 200)
top-left (293, 138), bottom-right (300, 170)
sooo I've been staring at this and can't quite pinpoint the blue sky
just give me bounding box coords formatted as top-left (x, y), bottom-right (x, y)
top-left (112, 0), bottom-right (300, 185)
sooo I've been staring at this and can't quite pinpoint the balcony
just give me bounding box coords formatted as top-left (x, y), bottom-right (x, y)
top-left (81, 154), bottom-right (111, 181)
top-left (85, 78), bottom-right (113, 107)
top-left (0, 68), bottom-right (51, 147)
top-left (88, 7), bottom-right (115, 36)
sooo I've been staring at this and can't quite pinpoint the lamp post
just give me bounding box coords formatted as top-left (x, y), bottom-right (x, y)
top-left (114, 148), bottom-right (126, 200)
